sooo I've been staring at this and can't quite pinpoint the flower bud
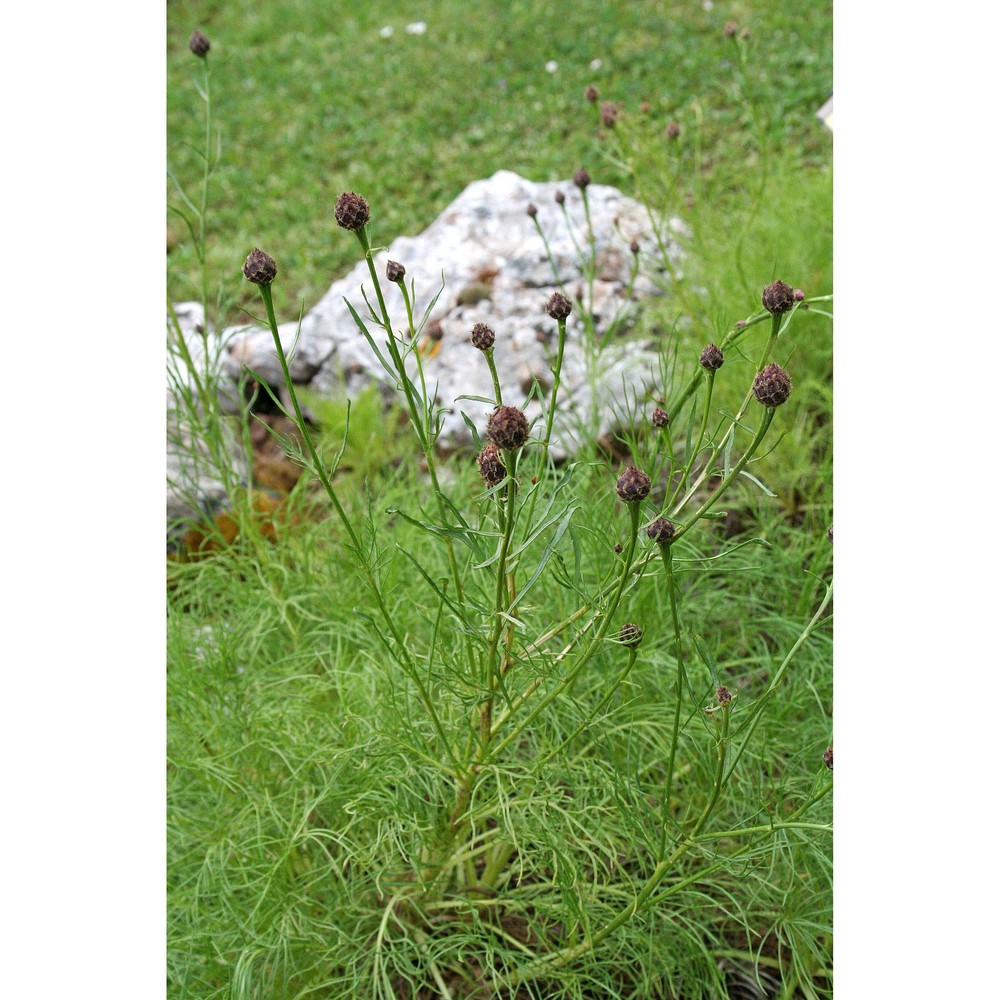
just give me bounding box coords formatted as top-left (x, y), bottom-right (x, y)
top-left (526, 203), bottom-right (538, 218)
top-left (555, 191), bottom-right (566, 206)
top-left (666, 121), bottom-right (681, 139)
top-left (600, 101), bottom-right (619, 128)
top-left (573, 168), bottom-right (591, 190)
top-left (716, 686), bottom-right (733, 705)
top-left (242, 248), bottom-right (277, 285)
top-left (761, 279), bottom-right (795, 315)
top-left (545, 292), bottom-right (572, 321)
top-left (618, 623), bottom-right (643, 648)
top-left (189, 31), bottom-right (210, 57)
top-left (752, 363), bottom-right (792, 407)
top-left (334, 191), bottom-right (370, 232)
top-left (487, 405), bottom-right (530, 450)
top-left (471, 323), bottom-right (495, 351)
top-left (646, 517), bottom-right (675, 544)
top-left (616, 466), bottom-right (651, 503)
top-left (386, 260), bottom-right (406, 283)
top-left (477, 443), bottom-right (506, 488)
top-left (823, 746), bottom-right (833, 770)
top-left (699, 344), bottom-right (724, 371)
top-left (652, 407), bottom-right (669, 429)
top-left (584, 84), bottom-right (599, 103)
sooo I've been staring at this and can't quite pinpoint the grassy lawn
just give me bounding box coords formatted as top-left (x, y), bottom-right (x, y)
top-left (167, 2), bottom-right (833, 997)
top-left (168, 0), bottom-right (831, 323)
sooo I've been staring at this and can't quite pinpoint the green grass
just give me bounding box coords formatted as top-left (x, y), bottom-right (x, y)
top-left (168, 456), bottom-right (831, 998)
top-left (167, 0), bottom-right (831, 324)
top-left (167, 2), bottom-right (832, 996)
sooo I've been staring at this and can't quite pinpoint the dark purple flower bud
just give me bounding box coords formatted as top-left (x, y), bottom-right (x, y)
top-left (545, 292), bottom-right (572, 321)
top-left (616, 466), bottom-right (651, 503)
top-left (700, 344), bottom-right (724, 371)
top-left (334, 192), bottom-right (371, 232)
top-left (471, 323), bottom-right (495, 351)
top-left (189, 31), bottom-right (210, 57)
top-left (477, 443), bottom-right (506, 488)
top-left (646, 517), bottom-right (676, 544)
top-left (752, 363), bottom-right (793, 407)
top-left (761, 279), bottom-right (795, 315)
top-left (487, 405), bottom-right (530, 450)
top-left (242, 248), bottom-right (277, 285)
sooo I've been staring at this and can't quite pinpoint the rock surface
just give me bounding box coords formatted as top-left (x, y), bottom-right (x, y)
top-left (168, 170), bottom-right (686, 528)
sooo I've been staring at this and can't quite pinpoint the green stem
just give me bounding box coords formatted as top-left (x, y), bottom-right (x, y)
top-left (540, 316), bottom-right (567, 468)
top-left (255, 281), bottom-right (460, 776)
top-left (658, 541), bottom-right (686, 858)
top-left (486, 500), bottom-right (642, 756)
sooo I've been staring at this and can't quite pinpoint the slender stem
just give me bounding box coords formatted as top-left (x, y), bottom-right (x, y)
top-left (486, 501), bottom-right (642, 755)
top-left (356, 233), bottom-right (468, 613)
top-left (484, 348), bottom-right (503, 407)
top-left (540, 316), bottom-right (567, 468)
top-left (658, 540), bottom-right (686, 859)
top-left (255, 281), bottom-right (460, 776)
top-left (688, 701), bottom-right (732, 840)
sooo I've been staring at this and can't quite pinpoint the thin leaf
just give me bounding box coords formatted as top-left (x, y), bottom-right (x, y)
top-left (739, 470), bottom-right (777, 497)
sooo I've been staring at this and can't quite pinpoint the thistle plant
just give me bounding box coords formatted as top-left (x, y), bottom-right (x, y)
top-left (230, 189), bottom-right (832, 993)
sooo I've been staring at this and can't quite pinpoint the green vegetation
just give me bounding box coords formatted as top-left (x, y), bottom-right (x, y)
top-left (168, 2), bottom-right (832, 997)
top-left (167, 0), bottom-right (831, 323)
